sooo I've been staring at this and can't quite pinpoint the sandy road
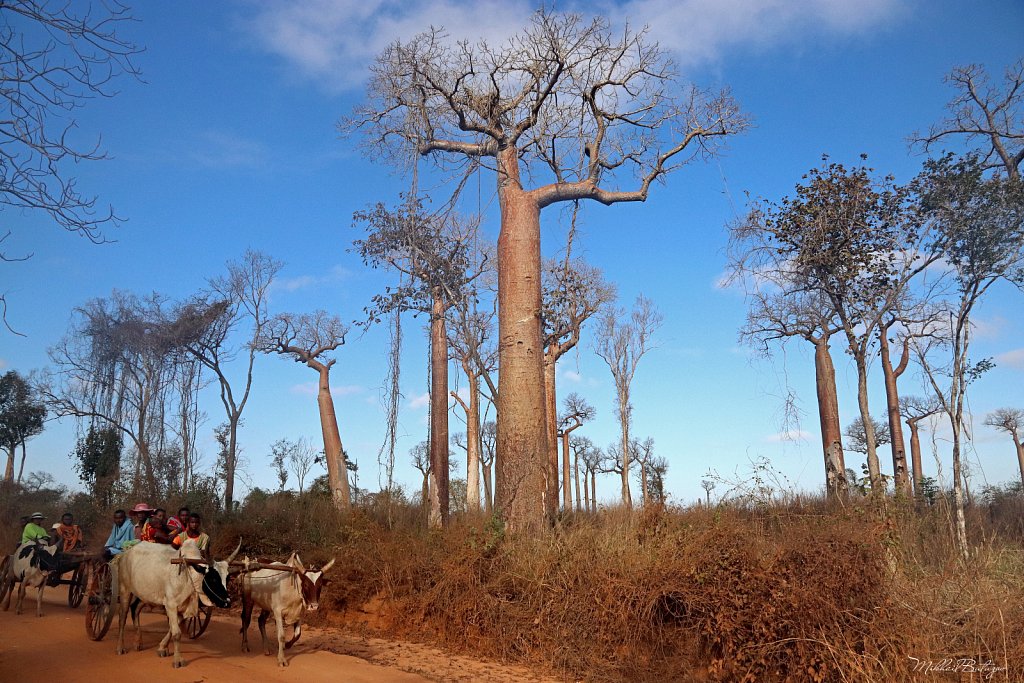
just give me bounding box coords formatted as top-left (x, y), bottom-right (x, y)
top-left (0, 583), bottom-right (430, 683)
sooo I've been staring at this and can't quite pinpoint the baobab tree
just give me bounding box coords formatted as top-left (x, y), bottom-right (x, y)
top-left (410, 441), bottom-right (432, 518)
top-left (0, 371), bottom-right (46, 483)
top-left (257, 310), bottom-right (352, 511)
top-left (900, 395), bottom-right (941, 497)
top-left (557, 392), bottom-right (595, 512)
top-left (913, 59), bottom-right (1023, 180)
top-left (570, 435), bottom-right (601, 512)
top-left (354, 199), bottom-right (481, 527)
top-left (594, 295), bottom-right (662, 507)
top-left (985, 408), bottom-right (1024, 487)
top-left (542, 257), bottom-right (614, 519)
top-left (347, 10), bottom-right (746, 529)
top-left (631, 437), bottom-right (657, 507)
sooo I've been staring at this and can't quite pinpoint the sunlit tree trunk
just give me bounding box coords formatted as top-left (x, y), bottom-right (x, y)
top-left (907, 418), bottom-right (925, 498)
top-left (852, 356), bottom-right (882, 491)
top-left (814, 337), bottom-right (847, 498)
top-left (879, 332), bottom-right (912, 496)
top-left (316, 364), bottom-right (352, 511)
top-left (495, 147), bottom-right (547, 531)
top-left (543, 357), bottom-right (559, 521)
top-left (573, 450), bottom-right (582, 512)
top-left (428, 290), bottom-right (450, 528)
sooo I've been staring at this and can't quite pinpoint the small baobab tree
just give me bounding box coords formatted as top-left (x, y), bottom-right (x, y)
top-left (557, 392), bottom-right (595, 512)
top-left (900, 395), bottom-right (942, 498)
top-left (257, 310), bottom-right (352, 511)
top-left (347, 10), bottom-right (746, 530)
top-left (985, 408), bottom-right (1024, 488)
top-left (594, 295), bottom-right (662, 507)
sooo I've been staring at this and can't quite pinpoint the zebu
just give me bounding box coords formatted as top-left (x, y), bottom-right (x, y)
top-left (239, 553), bottom-right (335, 667)
top-left (1, 541), bottom-right (60, 616)
top-left (115, 538), bottom-right (239, 668)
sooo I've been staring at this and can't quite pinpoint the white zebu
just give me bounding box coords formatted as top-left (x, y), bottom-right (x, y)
top-left (239, 553), bottom-right (335, 667)
top-left (115, 538), bottom-right (239, 668)
top-left (1, 541), bottom-right (60, 616)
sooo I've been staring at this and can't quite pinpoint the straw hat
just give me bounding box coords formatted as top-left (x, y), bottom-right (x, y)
top-left (130, 502), bottom-right (154, 514)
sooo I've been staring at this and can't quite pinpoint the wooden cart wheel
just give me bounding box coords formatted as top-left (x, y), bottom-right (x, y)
top-left (85, 561), bottom-right (115, 641)
top-left (0, 555), bottom-right (10, 605)
top-left (184, 603), bottom-right (213, 639)
top-left (68, 562), bottom-right (87, 608)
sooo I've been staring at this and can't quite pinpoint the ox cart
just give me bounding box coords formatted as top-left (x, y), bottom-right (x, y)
top-left (0, 545), bottom-right (92, 609)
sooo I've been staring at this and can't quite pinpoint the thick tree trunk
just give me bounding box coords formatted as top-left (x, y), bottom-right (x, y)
top-left (1015, 435), bottom-right (1024, 489)
top-left (465, 372), bottom-right (482, 515)
top-left (316, 364), bottom-right (352, 511)
top-left (4, 448), bottom-right (13, 482)
top-left (573, 450), bottom-right (582, 512)
top-left (618, 394), bottom-right (633, 508)
top-left (495, 147), bottom-right (547, 532)
top-left (428, 291), bottom-right (450, 528)
top-left (879, 334), bottom-right (911, 496)
top-left (854, 356), bottom-right (882, 492)
top-left (481, 461), bottom-right (493, 514)
top-left (813, 338), bottom-right (847, 498)
top-left (908, 419), bottom-right (925, 498)
top-left (543, 357), bottom-right (558, 521)
top-left (421, 472), bottom-right (430, 519)
top-left (590, 470), bottom-right (597, 512)
top-left (561, 428), bottom-right (574, 511)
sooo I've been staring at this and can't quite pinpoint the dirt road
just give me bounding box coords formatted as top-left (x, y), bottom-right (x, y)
top-left (0, 583), bottom-right (550, 683)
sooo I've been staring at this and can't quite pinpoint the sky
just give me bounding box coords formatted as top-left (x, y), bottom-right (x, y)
top-left (2, 0), bottom-right (1023, 505)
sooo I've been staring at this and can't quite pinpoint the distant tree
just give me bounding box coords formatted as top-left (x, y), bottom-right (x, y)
top-left (913, 154), bottom-right (1024, 558)
top-left (542, 257), bottom-right (614, 518)
top-left (0, 1), bottom-right (140, 269)
top-left (410, 441), bottom-right (431, 518)
top-left (348, 9), bottom-right (746, 530)
top-left (0, 370), bottom-right (46, 482)
top-left (570, 435), bottom-right (601, 512)
top-left (630, 437), bottom-right (657, 507)
top-left (913, 59), bottom-right (1023, 180)
top-left (289, 438), bottom-right (319, 495)
top-left (72, 425), bottom-right (121, 507)
top-left (844, 416), bottom-right (892, 455)
top-left (257, 310), bottom-right (351, 511)
top-left (479, 420), bottom-right (496, 514)
top-left (594, 295), bottom-right (662, 507)
top-left (642, 454), bottom-right (669, 505)
top-left (900, 395), bottom-right (942, 498)
top-left (985, 408), bottom-right (1024, 488)
top-left (557, 393), bottom-right (595, 512)
top-left (700, 479), bottom-right (715, 506)
top-left (170, 250), bottom-right (282, 511)
top-left (269, 439), bottom-right (290, 492)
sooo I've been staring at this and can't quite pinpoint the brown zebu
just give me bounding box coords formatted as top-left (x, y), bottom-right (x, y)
top-left (239, 553), bottom-right (335, 667)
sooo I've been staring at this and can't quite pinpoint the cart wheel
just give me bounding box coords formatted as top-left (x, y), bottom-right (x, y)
top-left (184, 603), bottom-right (213, 639)
top-left (0, 555), bottom-right (10, 605)
top-left (68, 563), bottom-right (87, 608)
top-left (85, 562), bottom-right (115, 641)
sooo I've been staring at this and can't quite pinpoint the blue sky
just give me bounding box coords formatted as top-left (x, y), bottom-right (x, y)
top-left (3, 0), bottom-right (1023, 504)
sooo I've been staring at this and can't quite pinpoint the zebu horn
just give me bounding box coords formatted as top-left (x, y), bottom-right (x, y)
top-left (226, 537), bottom-right (242, 564)
top-left (294, 554), bottom-right (306, 573)
top-left (321, 558), bottom-right (335, 573)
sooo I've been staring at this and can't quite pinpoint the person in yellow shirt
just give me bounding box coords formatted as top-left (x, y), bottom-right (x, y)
top-left (20, 512), bottom-right (51, 545)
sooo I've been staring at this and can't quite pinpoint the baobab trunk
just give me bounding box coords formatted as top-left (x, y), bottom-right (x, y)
top-left (481, 461), bottom-right (493, 514)
top-left (561, 429), bottom-right (573, 511)
top-left (3, 450), bottom-right (13, 482)
top-left (1015, 436), bottom-right (1024, 488)
top-left (813, 338), bottom-right (847, 498)
top-left (495, 147), bottom-right (547, 531)
top-left (573, 450), bottom-right (582, 512)
top-left (316, 365), bottom-right (352, 511)
top-left (854, 357), bottom-right (882, 492)
top-left (428, 290), bottom-right (450, 528)
top-left (879, 333), bottom-right (911, 497)
top-left (907, 418), bottom-right (925, 498)
top-left (543, 358), bottom-right (559, 521)
top-left (590, 470), bottom-right (597, 512)
top-left (618, 394), bottom-right (633, 508)
top-left (465, 373), bottom-right (482, 514)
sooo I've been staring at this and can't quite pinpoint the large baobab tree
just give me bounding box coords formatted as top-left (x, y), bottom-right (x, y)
top-left (542, 258), bottom-right (613, 518)
top-left (257, 310), bottom-right (352, 511)
top-left (557, 392), bottom-right (594, 512)
top-left (347, 10), bottom-right (746, 529)
top-left (985, 408), bottom-right (1024, 487)
top-left (900, 395), bottom-right (941, 497)
top-left (169, 250), bottom-right (281, 511)
top-left (739, 158), bottom-right (939, 493)
top-left (354, 200), bottom-right (481, 527)
top-left (913, 154), bottom-right (1024, 558)
top-left (594, 295), bottom-right (662, 507)
top-left (913, 59), bottom-right (1023, 180)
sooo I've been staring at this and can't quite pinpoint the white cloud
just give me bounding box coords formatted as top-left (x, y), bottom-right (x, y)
top-left (995, 348), bottom-right (1024, 371)
top-left (242, 0), bottom-right (904, 92)
top-left (971, 315), bottom-right (1007, 341)
top-left (558, 368), bottom-right (582, 383)
top-left (290, 382), bottom-right (364, 397)
top-left (764, 429), bottom-right (811, 443)
top-left (276, 265), bottom-right (353, 293)
top-left (408, 392), bottom-right (430, 409)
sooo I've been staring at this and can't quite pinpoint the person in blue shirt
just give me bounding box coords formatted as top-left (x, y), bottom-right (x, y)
top-left (103, 509), bottom-right (135, 560)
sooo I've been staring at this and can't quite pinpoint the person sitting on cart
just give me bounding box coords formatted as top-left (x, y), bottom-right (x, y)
top-left (167, 506), bottom-right (189, 540)
top-left (129, 502), bottom-right (154, 536)
top-left (141, 508), bottom-right (173, 544)
top-left (21, 512), bottom-right (52, 545)
top-left (171, 513), bottom-right (209, 552)
top-left (53, 512), bottom-right (84, 553)
top-left (103, 509), bottom-right (135, 560)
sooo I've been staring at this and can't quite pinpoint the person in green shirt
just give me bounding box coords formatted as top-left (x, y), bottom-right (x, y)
top-left (21, 512), bottom-right (51, 545)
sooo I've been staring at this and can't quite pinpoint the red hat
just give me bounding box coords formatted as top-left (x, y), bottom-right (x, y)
top-left (130, 502), bottom-right (154, 513)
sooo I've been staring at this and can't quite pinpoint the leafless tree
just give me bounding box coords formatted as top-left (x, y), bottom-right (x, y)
top-left (570, 435), bottom-right (600, 512)
top-left (700, 479), bottom-right (715, 506)
top-left (594, 295), bottom-right (662, 507)
top-left (256, 310), bottom-right (351, 511)
top-left (289, 437), bottom-right (319, 495)
top-left (0, 2), bottom-right (140, 257)
top-left (844, 416), bottom-right (891, 455)
top-left (557, 392), bottom-right (594, 512)
top-left (631, 437), bottom-right (657, 506)
top-left (542, 257), bottom-right (614, 519)
top-left (900, 395), bottom-right (941, 497)
top-left (410, 440), bottom-right (431, 516)
top-left (912, 59), bottom-right (1024, 180)
top-left (347, 10), bottom-right (746, 530)
top-left (480, 420), bottom-right (496, 513)
top-left (985, 408), bottom-right (1024, 489)
top-left (169, 250), bottom-right (281, 511)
